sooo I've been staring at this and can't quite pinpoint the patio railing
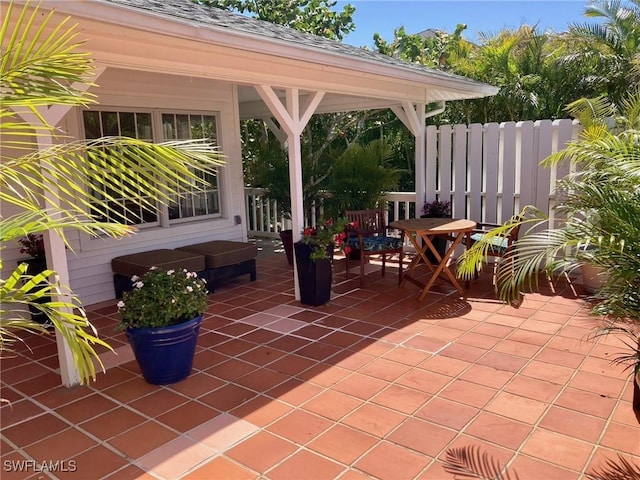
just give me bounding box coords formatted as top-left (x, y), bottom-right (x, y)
top-left (245, 118), bottom-right (582, 237)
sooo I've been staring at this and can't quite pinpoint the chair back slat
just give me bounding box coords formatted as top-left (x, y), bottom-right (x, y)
top-left (345, 209), bottom-right (386, 236)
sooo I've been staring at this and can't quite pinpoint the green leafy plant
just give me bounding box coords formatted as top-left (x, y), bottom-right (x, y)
top-left (117, 268), bottom-right (208, 329)
top-left (301, 217), bottom-right (351, 261)
top-left (422, 199), bottom-right (451, 217)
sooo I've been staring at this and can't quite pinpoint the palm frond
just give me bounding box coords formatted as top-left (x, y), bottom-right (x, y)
top-left (0, 263), bottom-right (112, 384)
top-left (443, 445), bottom-right (519, 480)
top-left (586, 454), bottom-right (640, 480)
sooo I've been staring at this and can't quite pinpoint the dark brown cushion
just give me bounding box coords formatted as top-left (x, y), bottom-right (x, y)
top-left (177, 241), bottom-right (257, 269)
top-left (111, 249), bottom-right (205, 278)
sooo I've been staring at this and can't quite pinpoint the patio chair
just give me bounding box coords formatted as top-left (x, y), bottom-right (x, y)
top-left (344, 209), bottom-right (404, 287)
top-left (464, 215), bottom-right (522, 288)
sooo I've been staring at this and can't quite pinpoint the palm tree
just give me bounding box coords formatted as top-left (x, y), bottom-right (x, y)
top-left (564, 0), bottom-right (640, 103)
top-left (1, 1), bottom-right (225, 384)
top-left (457, 90), bottom-right (640, 406)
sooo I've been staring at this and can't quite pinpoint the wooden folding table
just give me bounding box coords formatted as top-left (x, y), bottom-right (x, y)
top-left (390, 218), bottom-right (476, 300)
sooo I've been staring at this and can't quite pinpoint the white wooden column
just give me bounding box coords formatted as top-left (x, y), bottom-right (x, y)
top-left (12, 68), bottom-right (105, 386)
top-left (391, 102), bottom-right (426, 209)
top-left (254, 86), bottom-right (325, 300)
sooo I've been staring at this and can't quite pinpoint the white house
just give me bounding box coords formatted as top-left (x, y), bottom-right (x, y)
top-left (3, 0), bottom-right (498, 383)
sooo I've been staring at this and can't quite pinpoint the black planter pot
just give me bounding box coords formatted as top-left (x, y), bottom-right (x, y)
top-left (279, 229), bottom-right (294, 265)
top-left (420, 214), bottom-right (451, 264)
top-left (294, 241), bottom-right (333, 306)
top-left (18, 257), bottom-right (52, 325)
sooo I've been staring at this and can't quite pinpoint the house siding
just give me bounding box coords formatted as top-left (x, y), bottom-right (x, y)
top-left (6, 68), bottom-right (247, 306)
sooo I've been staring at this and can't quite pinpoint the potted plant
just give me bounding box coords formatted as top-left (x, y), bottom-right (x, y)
top-left (246, 138), bottom-right (333, 265)
top-left (117, 267), bottom-right (208, 385)
top-left (17, 234), bottom-right (51, 325)
top-left (420, 199), bottom-right (452, 263)
top-left (294, 218), bottom-right (350, 306)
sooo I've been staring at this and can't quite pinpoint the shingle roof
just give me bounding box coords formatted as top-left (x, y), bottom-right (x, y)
top-left (102, 0), bottom-right (492, 91)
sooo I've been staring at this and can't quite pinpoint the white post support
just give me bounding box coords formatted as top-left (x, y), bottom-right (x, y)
top-left (254, 85), bottom-right (325, 300)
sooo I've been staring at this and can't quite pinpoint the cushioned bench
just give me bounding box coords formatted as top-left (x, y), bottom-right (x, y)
top-left (176, 240), bottom-right (257, 287)
top-left (111, 249), bottom-right (207, 298)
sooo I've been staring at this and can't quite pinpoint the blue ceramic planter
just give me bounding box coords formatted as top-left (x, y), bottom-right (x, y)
top-left (126, 314), bottom-right (203, 385)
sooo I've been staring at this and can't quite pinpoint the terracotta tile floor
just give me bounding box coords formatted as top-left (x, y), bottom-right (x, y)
top-left (1, 250), bottom-right (639, 479)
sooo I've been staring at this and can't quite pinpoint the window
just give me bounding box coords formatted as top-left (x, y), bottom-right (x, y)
top-left (82, 109), bottom-right (221, 227)
top-left (161, 113), bottom-right (220, 222)
top-left (83, 110), bottom-right (158, 226)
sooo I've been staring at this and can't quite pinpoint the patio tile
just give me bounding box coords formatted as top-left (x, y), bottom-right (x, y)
top-left (297, 363), bottom-right (351, 387)
top-left (187, 412), bottom-right (259, 451)
top-left (477, 351), bottom-right (528, 373)
top-left (0, 399), bottom-right (45, 428)
top-left (520, 359), bottom-right (576, 384)
top-left (414, 397), bottom-right (478, 430)
top-left (439, 379), bottom-right (498, 409)
top-left (504, 375), bottom-right (563, 402)
top-left (128, 388), bottom-right (189, 418)
top-left (371, 384), bottom-right (431, 415)
top-left (419, 354), bottom-right (471, 377)
top-left (382, 345), bottom-right (433, 366)
top-left (387, 417), bottom-right (457, 457)
top-left (229, 395), bottom-right (292, 427)
top-left (238, 345), bottom-right (286, 366)
top-left (354, 440), bottom-right (430, 480)
top-left (341, 403), bottom-right (405, 437)
top-left (80, 406), bottom-right (147, 439)
top-left (464, 411), bottom-right (532, 450)
top-left (234, 368), bottom-right (289, 392)
top-left (509, 454), bottom-right (580, 480)
top-left (459, 364), bottom-right (514, 389)
top-left (334, 373), bottom-right (388, 400)
top-left (539, 406), bottom-right (607, 443)
top-left (308, 424), bottom-right (378, 464)
top-left (599, 422), bottom-right (640, 455)
top-left (267, 449), bottom-right (345, 480)
top-left (55, 393), bottom-right (119, 424)
top-left (56, 445), bottom-right (129, 480)
top-left (521, 429), bottom-right (594, 472)
top-left (226, 431), bottom-right (297, 472)
top-left (301, 389), bottom-right (363, 421)
top-left (136, 435), bottom-right (216, 479)
top-left (108, 420), bottom-right (178, 459)
top-left (169, 372), bottom-right (225, 399)
top-left (4, 250), bottom-right (640, 479)
top-left (554, 387), bottom-right (617, 419)
top-left (266, 378), bottom-right (324, 406)
top-left (1, 412), bottom-right (69, 447)
top-left (439, 343), bottom-right (487, 363)
top-left (492, 338), bottom-right (542, 358)
top-left (207, 358), bottom-right (258, 381)
top-left (199, 384), bottom-right (256, 412)
top-left (266, 409), bottom-right (332, 445)
top-left (484, 391), bottom-right (548, 424)
top-left (183, 456), bottom-right (258, 480)
top-left (23, 427), bottom-right (97, 462)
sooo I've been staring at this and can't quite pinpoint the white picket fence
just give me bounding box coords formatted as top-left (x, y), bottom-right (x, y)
top-left (246, 119), bottom-right (582, 237)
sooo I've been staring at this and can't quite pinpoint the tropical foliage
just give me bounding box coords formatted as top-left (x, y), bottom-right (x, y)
top-left (1, 2), bottom-right (224, 384)
top-left (196, 0), bottom-right (355, 40)
top-left (457, 90), bottom-right (640, 378)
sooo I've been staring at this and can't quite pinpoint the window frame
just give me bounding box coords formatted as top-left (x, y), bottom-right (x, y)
top-left (80, 107), bottom-right (223, 229)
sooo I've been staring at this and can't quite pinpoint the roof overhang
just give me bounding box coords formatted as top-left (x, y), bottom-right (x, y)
top-left (21, 0), bottom-right (499, 116)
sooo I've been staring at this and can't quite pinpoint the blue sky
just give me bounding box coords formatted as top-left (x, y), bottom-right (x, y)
top-left (337, 1), bottom-right (592, 48)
